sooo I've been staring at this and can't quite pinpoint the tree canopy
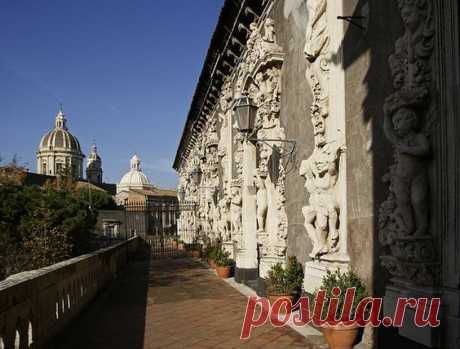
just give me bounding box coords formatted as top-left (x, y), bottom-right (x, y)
top-left (0, 163), bottom-right (118, 280)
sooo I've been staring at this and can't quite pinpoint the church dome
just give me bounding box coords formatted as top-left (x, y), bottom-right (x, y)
top-left (36, 106), bottom-right (85, 178)
top-left (38, 109), bottom-right (82, 154)
top-left (118, 155), bottom-right (153, 192)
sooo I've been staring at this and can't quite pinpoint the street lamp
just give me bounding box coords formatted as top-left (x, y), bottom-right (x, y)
top-left (234, 96), bottom-right (258, 135)
top-left (191, 166), bottom-right (202, 186)
top-left (234, 96), bottom-right (297, 180)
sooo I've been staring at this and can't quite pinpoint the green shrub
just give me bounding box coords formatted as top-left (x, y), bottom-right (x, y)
top-left (286, 256), bottom-right (304, 293)
top-left (265, 256), bottom-right (304, 294)
top-left (316, 269), bottom-right (368, 319)
top-left (203, 240), bottom-right (221, 260)
top-left (213, 248), bottom-right (234, 267)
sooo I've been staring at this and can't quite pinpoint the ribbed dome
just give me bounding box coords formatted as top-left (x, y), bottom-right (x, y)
top-left (119, 170), bottom-right (151, 188)
top-left (38, 109), bottom-right (82, 154)
top-left (117, 155), bottom-right (153, 192)
top-left (39, 128), bottom-right (82, 153)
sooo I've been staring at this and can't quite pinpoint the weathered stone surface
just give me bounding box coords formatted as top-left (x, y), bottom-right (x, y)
top-left (0, 237), bottom-right (140, 349)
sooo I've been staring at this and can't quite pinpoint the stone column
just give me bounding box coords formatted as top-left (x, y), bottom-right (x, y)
top-left (235, 139), bottom-right (258, 283)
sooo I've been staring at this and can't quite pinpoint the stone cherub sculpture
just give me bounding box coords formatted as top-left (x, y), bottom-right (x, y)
top-left (300, 138), bottom-right (343, 258)
top-left (263, 18), bottom-right (276, 43)
top-left (383, 99), bottom-right (430, 235)
top-left (230, 183), bottom-right (242, 236)
top-left (217, 196), bottom-right (231, 241)
top-left (254, 172), bottom-right (268, 233)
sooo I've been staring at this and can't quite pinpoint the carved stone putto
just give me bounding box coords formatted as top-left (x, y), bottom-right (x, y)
top-left (230, 180), bottom-right (243, 247)
top-left (378, 0), bottom-right (438, 287)
top-left (300, 140), bottom-right (344, 258)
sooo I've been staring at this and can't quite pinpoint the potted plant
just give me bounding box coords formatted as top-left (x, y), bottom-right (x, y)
top-left (317, 269), bottom-right (368, 349)
top-left (203, 240), bottom-right (221, 269)
top-left (202, 243), bottom-right (214, 267)
top-left (265, 256), bottom-right (304, 304)
top-left (214, 248), bottom-right (234, 278)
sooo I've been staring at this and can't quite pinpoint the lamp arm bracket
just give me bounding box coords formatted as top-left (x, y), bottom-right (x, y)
top-left (248, 138), bottom-right (297, 160)
top-left (337, 16), bottom-right (366, 30)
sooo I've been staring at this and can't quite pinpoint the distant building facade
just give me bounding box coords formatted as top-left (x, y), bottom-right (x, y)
top-left (116, 155), bottom-right (177, 238)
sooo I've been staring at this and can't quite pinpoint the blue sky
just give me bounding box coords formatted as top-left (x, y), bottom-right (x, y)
top-left (0, 0), bottom-right (223, 188)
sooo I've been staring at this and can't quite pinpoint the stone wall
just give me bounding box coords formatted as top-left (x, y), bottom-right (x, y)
top-left (173, 1), bottom-right (460, 347)
top-left (0, 237), bottom-right (140, 349)
top-left (271, 0), bottom-right (315, 266)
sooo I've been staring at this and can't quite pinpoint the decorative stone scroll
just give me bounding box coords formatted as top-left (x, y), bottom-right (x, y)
top-left (378, 0), bottom-right (438, 287)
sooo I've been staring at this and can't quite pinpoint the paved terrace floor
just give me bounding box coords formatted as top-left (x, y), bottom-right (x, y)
top-left (51, 258), bottom-right (327, 349)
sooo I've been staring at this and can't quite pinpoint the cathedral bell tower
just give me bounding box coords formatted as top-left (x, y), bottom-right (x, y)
top-left (86, 143), bottom-right (103, 184)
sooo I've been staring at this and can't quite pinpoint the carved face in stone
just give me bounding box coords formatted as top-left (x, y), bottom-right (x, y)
top-left (400, 3), bottom-right (424, 32)
top-left (231, 185), bottom-right (241, 199)
top-left (312, 113), bottom-right (325, 135)
top-left (393, 108), bottom-right (418, 137)
top-left (315, 134), bottom-right (327, 147)
top-left (314, 156), bottom-right (329, 175)
top-left (221, 99), bottom-right (228, 112)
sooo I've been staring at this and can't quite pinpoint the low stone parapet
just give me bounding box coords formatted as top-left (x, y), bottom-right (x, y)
top-left (0, 236), bottom-right (140, 349)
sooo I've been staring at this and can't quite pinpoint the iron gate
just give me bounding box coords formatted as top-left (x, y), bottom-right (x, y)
top-left (125, 201), bottom-right (197, 258)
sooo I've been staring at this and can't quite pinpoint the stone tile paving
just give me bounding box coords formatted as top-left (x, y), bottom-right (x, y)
top-left (52, 258), bottom-right (327, 349)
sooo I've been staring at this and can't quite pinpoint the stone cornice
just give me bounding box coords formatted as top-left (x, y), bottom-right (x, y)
top-left (173, 0), bottom-right (268, 171)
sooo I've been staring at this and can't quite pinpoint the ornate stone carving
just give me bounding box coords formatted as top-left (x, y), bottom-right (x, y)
top-left (233, 132), bottom-right (244, 180)
top-left (378, 0), bottom-right (438, 286)
top-left (230, 179), bottom-right (243, 246)
top-left (301, 0), bottom-right (347, 259)
top-left (300, 140), bottom-right (344, 258)
top-left (254, 171), bottom-right (268, 233)
top-left (217, 195), bottom-right (232, 241)
top-left (234, 18), bottom-right (288, 263)
top-left (304, 0), bottom-right (329, 118)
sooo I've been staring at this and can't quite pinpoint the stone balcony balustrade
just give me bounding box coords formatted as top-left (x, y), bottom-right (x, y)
top-left (0, 237), bottom-right (140, 349)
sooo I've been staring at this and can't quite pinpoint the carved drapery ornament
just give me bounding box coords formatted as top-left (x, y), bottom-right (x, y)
top-left (378, 0), bottom-right (438, 286)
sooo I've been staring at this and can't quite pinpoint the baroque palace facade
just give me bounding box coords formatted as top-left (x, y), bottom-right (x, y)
top-left (173, 0), bottom-right (460, 348)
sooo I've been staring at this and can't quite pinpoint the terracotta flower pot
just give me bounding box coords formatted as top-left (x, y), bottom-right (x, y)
top-left (321, 324), bottom-right (359, 349)
top-left (267, 294), bottom-right (294, 305)
top-left (267, 294), bottom-right (294, 314)
top-left (191, 250), bottom-right (201, 258)
top-left (216, 265), bottom-right (232, 278)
